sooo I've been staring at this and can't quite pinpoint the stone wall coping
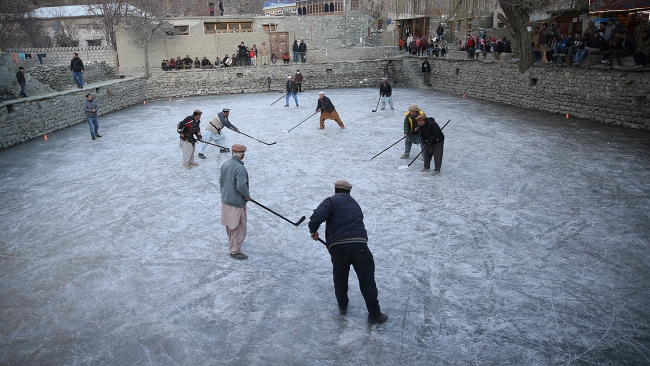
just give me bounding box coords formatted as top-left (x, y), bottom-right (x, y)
top-left (0, 76), bottom-right (141, 108)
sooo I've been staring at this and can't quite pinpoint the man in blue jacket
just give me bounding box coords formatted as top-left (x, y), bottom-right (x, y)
top-left (308, 180), bottom-right (388, 324)
top-left (220, 144), bottom-right (251, 259)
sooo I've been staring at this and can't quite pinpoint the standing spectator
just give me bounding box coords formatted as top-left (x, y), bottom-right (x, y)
top-left (633, 30), bottom-right (650, 68)
top-left (249, 45), bottom-right (257, 66)
top-left (284, 76), bottom-right (299, 107)
top-left (416, 114), bottom-right (444, 174)
top-left (379, 77), bottom-right (393, 110)
top-left (261, 42), bottom-right (269, 65)
top-left (539, 23), bottom-right (551, 62)
top-left (218, 0), bottom-right (224, 15)
top-left (421, 58), bottom-right (431, 85)
top-left (316, 91), bottom-right (345, 129)
top-left (467, 36), bottom-right (475, 59)
top-left (83, 93), bottom-right (101, 140)
top-left (494, 38), bottom-right (504, 60)
top-left (16, 66), bottom-right (27, 97)
top-left (176, 110), bottom-right (203, 169)
top-left (406, 34), bottom-right (413, 54)
top-left (299, 40), bottom-right (307, 63)
top-left (585, 20), bottom-right (598, 36)
top-left (436, 23), bottom-right (444, 40)
top-left (398, 38), bottom-right (404, 51)
top-left (220, 144), bottom-right (251, 260)
top-left (283, 52), bottom-right (290, 64)
top-left (401, 104), bottom-right (423, 159)
top-left (295, 70), bottom-right (304, 93)
top-left (209, 1), bottom-right (215, 16)
top-left (308, 180), bottom-right (388, 324)
top-left (199, 108), bottom-right (239, 159)
top-left (604, 19), bottom-right (616, 42)
top-left (551, 23), bottom-right (561, 39)
top-left (292, 40), bottom-right (300, 63)
top-left (532, 27), bottom-right (541, 62)
top-left (546, 35), bottom-right (558, 63)
top-left (70, 53), bottom-right (84, 89)
top-left (237, 42), bottom-right (248, 66)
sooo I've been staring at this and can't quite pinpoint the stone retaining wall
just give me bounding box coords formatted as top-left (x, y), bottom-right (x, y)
top-left (2, 57), bottom-right (648, 150)
top-left (29, 62), bottom-right (116, 91)
top-left (416, 57), bottom-right (650, 129)
top-left (0, 77), bottom-right (145, 148)
top-left (145, 59), bottom-right (406, 100)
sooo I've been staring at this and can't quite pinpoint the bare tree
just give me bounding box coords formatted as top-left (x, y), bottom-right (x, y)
top-left (0, 1), bottom-right (50, 49)
top-left (497, 0), bottom-right (568, 73)
top-left (124, 0), bottom-right (169, 79)
top-left (84, 0), bottom-right (134, 49)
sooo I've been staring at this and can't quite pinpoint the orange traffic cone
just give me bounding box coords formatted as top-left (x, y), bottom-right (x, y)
top-left (44, 134), bottom-right (48, 141)
top-left (143, 100), bottom-right (146, 104)
top-left (565, 113), bottom-right (569, 119)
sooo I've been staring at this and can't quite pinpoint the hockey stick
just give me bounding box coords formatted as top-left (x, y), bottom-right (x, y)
top-left (398, 119), bottom-right (451, 169)
top-left (202, 140), bottom-right (229, 149)
top-left (271, 93), bottom-right (288, 105)
top-left (371, 95), bottom-right (381, 112)
top-left (250, 199), bottom-right (306, 226)
top-left (229, 129), bottom-right (276, 145)
top-left (365, 135), bottom-right (407, 161)
top-left (282, 112), bottom-right (318, 133)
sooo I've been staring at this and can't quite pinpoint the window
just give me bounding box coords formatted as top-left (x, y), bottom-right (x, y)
top-left (174, 25), bottom-right (189, 35)
top-left (263, 24), bottom-right (277, 32)
top-left (205, 22), bottom-right (253, 34)
top-left (87, 39), bottom-right (102, 46)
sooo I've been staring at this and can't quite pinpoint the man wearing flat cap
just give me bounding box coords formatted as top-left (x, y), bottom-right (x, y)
top-left (416, 113), bottom-right (445, 174)
top-left (199, 108), bottom-right (240, 159)
top-left (284, 76), bottom-right (299, 107)
top-left (315, 91), bottom-right (345, 129)
top-left (177, 109), bottom-right (203, 168)
top-left (220, 144), bottom-right (251, 259)
top-left (308, 180), bottom-right (388, 324)
top-left (401, 104), bottom-right (424, 159)
top-left (294, 70), bottom-right (304, 94)
top-left (379, 77), bottom-right (394, 110)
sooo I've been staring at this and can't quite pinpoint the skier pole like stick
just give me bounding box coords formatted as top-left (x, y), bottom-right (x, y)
top-left (250, 199), bottom-right (306, 226)
top-left (229, 129), bottom-right (276, 145)
top-left (202, 140), bottom-right (229, 150)
top-left (366, 136), bottom-right (406, 161)
top-left (270, 93), bottom-right (288, 106)
top-left (399, 119), bottom-right (451, 169)
top-left (371, 95), bottom-right (381, 112)
top-left (282, 112), bottom-right (318, 133)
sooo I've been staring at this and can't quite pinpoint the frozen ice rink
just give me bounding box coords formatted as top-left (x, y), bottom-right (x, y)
top-left (1, 87), bottom-right (650, 365)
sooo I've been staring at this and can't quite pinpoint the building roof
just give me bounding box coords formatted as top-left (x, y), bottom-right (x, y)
top-left (263, 0), bottom-right (296, 10)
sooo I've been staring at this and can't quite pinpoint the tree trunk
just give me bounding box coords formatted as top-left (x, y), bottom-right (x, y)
top-left (498, 1), bottom-right (534, 73)
top-left (144, 44), bottom-right (150, 79)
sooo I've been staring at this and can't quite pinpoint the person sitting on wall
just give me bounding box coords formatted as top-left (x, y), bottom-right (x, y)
top-left (271, 54), bottom-right (277, 64)
top-left (202, 56), bottom-right (213, 68)
top-left (176, 56), bottom-right (183, 70)
top-left (169, 58), bottom-right (176, 70)
top-left (223, 54), bottom-right (232, 67)
top-left (214, 56), bottom-right (221, 67)
top-left (162, 59), bottom-right (169, 71)
top-left (194, 57), bottom-right (201, 69)
top-left (283, 52), bottom-right (290, 64)
top-left (182, 55), bottom-right (193, 69)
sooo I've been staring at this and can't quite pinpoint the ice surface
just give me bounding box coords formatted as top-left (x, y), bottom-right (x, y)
top-left (1, 87), bottom-right (650, 364)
